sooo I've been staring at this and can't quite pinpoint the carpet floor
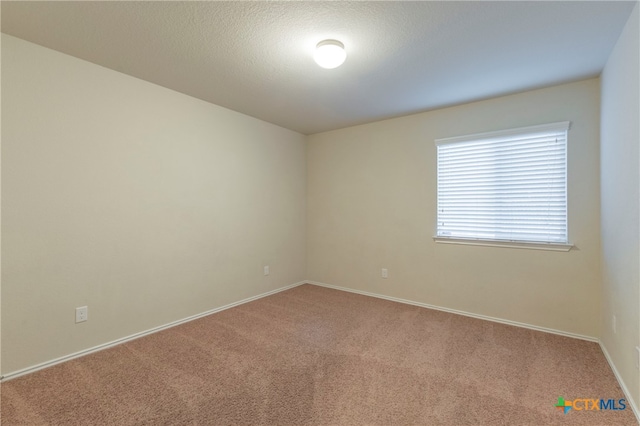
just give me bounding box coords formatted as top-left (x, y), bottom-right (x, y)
top-left (1, 284), bottom-right (637, 425)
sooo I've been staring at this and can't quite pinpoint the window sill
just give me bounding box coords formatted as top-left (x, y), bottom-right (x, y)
top-left (433, 236), bottom-right (573, 252)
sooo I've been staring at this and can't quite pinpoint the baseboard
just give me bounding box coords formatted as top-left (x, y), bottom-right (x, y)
top-left (307, 280), bottom-right (598, 342)
top-left (5, 278), bottom-right (635, 423)
top-left (1, 281), bottom-right (307, 382)
top-left (600, 342), bottom-right (640, 424)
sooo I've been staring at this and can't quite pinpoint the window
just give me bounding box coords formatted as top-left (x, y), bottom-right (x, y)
top-left (434, 122), bottom-right (571, 251)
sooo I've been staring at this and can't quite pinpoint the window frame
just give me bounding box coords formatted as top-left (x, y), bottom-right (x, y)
top-left (433, 122), bottom-right (573, 252)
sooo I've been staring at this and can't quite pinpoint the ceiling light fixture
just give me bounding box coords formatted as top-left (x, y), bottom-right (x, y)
top-left (314, 40), bottom-right (346, 69)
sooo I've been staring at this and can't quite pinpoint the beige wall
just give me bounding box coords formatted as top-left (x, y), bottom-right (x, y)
top-left (1, 35), bottom-right (307, 374)
top-left (308, 79), bottom-right (601, 338)
top-left (601, 3), bottom-right (640, 409)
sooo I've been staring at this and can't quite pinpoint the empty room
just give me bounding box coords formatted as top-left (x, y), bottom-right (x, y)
top-left (1, 1), bottom-right (639, 425)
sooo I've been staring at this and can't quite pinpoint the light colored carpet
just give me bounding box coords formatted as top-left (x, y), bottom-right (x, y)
top-left (1, 284), bottom-right (637, 425)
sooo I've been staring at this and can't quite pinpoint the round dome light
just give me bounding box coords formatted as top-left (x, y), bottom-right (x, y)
top-left (314, 40), bottom-right (346, 69)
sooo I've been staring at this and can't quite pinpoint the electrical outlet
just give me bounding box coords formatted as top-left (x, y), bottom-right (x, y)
top-left (75, 306), bottom-right (88, 323)
top-left (613, 315), bottom-right (617, 334)
top-left (635, 347), bottom-right (640, 370)
top-left (264, 265), bottom-right (270, 276)
top-left (381, 268), bottom-right (388, 279)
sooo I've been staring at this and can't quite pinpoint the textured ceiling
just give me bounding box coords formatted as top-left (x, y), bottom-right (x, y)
top-left (1, 1), bottom-right (636, 135)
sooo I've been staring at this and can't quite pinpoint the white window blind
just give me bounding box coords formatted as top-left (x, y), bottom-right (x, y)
top-left (435, 122), bottom-right (570, 247)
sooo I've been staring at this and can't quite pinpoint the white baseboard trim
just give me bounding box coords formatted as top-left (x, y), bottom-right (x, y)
top-left (307, 280), bottom-right (598, 342)
top-left (5, 278), bottom-right (636, 422)
top-left (599, 342), bottom-right (640, 424)
top-left (1, 281), bottom-right (307, 382)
